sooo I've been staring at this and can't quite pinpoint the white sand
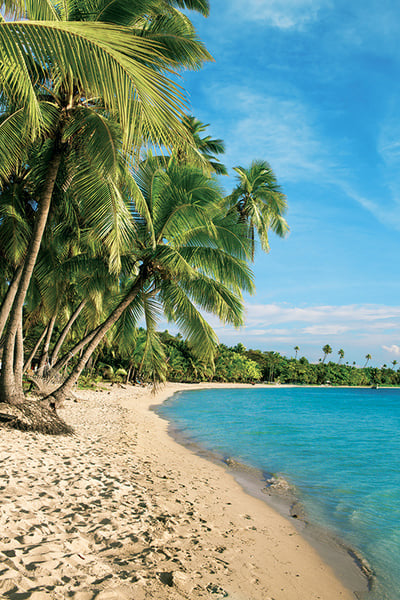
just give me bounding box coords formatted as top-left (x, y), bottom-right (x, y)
top-left (0, 382), bottom-right (365, 599)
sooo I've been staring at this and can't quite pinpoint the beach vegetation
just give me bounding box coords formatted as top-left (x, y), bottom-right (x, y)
top-left (0, 0), bottom-right (290, 433)
top-left (0, 0), bottom-right (213, 427)
top-left (78, 333), bottom-right (400, 387)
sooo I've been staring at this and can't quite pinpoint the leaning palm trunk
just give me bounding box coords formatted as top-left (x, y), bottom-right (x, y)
top-left (49, 300), bottom-right (86, 367)
top-left (0, 146), bottom-right (63, 405)
top-left (23, 323), bottom-right (49, 373)
top-left (49, 269), bottom-right (147, 405)
top-left (50, 323), bottom-right (102, 376)
top-left (0, 264), bottom-right (23, 340)
top-left (37, 312), bottom-right (57, 377)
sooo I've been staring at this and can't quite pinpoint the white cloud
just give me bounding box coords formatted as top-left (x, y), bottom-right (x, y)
top-left (382, 344), bottom-right (400, 355)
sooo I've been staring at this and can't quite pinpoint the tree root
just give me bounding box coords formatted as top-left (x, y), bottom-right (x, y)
top-left (0, 400), bottom-right (74, 435)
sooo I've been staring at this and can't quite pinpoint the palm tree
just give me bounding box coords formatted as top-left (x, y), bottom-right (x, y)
top-left (47, 159), bottom-right (254, 405)
top-left (338, 349), bottom-right (345, 364)
top-left (227, 159), bottom-right (289, 259)
top-left (0, 0), bottom-right (211, 406)
top-left (322, 344), bottom-right (332, 363)
top-left (364, 354), bottom-right (372, 367)
top-left (294, 345), bottom-right (300, 359)
top-left (392, 360), bottom-right (398, 370)
top-left (179, 116), bottom-right (227, 175)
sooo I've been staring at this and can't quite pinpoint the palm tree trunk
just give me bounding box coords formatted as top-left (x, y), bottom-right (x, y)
top-left (50, 299), bottom-right (86, 367)
top-left (23, 324), bottom-right (48, 373)
top-left (79, 325), bottom-right (89, 359)
top-left (0, 264), bottom-right (23, 340)
top-left (50, 269), bottom-right (147, 404)
top-left (50, 325), bottom-right (102, 376)
top-left (0, 145), bottom-right (63, 405)
top-left (14, 317), bottom-right (24, 388)
top-left (37, 312), bottom-right (57, 377)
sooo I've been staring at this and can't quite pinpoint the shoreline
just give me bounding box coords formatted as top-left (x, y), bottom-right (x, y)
top-left (150, 382), bottom-right (372, 598)
top-left (159, 403), bottom-right (374, 594)
top-left (0, 382), bottom-right (371, 599)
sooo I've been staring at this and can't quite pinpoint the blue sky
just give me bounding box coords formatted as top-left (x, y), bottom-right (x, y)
top-left (178, 0), bottom-right (400, 366)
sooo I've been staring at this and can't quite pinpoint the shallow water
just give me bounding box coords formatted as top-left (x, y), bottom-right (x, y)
top-left (159, 387), bottom-right (400, 599)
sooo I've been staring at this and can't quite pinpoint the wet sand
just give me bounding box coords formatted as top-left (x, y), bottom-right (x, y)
top-left (0, 382), bottom-right (369, 599)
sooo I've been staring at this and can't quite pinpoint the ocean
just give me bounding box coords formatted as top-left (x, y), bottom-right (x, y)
top-left (158, 386), bottom-right (400, 600)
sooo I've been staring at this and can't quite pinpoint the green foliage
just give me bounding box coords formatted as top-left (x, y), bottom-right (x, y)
top-left (214, 347), bottom-right (262, 382)
top-left (77, 373), bottom-right (102, 389)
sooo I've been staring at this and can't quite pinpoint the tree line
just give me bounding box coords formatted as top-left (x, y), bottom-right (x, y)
top-left (65, 333), bottom-right (398, 387)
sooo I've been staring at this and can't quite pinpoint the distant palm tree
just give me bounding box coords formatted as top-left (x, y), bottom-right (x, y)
top-left (181, 116), bottom-right (228, 175)
top-left (364, 354), bottom-right (372, 367)
top-left (322, 344), bottom-right (332, 363)
top-left (294, 345), bottom-right (300, 359)
top-left (227, 160), bottom-right (289, 259)
top-left (338, 349), bottom-right (345, 364)
top-left (392, 360), bottom-right (398, 370)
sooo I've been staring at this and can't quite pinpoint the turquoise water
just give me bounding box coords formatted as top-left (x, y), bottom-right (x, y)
top-left (158, 387), bottom-right (400, 599)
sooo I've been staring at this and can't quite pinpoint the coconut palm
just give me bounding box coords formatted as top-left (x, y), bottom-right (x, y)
top-left (322, 344), bottom-right (332, 363)
top-left (294, 345), bottom-right (300, 359)
top-left (0, 0), bottom-right (211, 406)
top-left (48, 159), bottom-right (254, 405)
top-left (227, 159), bottom-right (289, 259)
top-left (338, 348), bottom-right (345, 364)
top-left (178, 116), bottom-right (227, 175)
top-left (364, 354), bottom-right (372, 367)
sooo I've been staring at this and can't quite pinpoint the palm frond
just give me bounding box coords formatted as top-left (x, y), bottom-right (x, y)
top-left (0, 102), bottom-right (60, 183)
top-left (25, 0), bottom-right (60, 20)
top-left (163, 0), bottom-right (209, 17)
top-left (68, 164), bottom-right (135, 274)
top-left (0, 20), bottom-right (190, 150)
top-left (63, 107), bottom-right (121, 175)
top-left (180, 246), bottom-right (254, 294)
top-left (179, 274), bottom-right (245, 327)
top-left (135, 12), bottom-right (212, 71)
top-left (160, 279), bottom-right (217, 356)
top-left (0, 1), bottom-right (25, 18)
top-left (0, 187), bottom-right (31, 265)
top-left (94, 0), bottom-right (160, 25)
top-left (140, 294), bottom-right (167, 382)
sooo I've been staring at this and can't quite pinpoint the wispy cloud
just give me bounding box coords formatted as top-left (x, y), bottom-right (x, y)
top-left (210, 89), bottom-right (329, 182)
top-left (244, 303), bottom-right (400, 326)
top-left (229, 0), bottom-right (330, 30)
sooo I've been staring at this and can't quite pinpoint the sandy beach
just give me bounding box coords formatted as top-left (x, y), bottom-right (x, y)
top-left (0, 382), bottom-right (369, 599)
